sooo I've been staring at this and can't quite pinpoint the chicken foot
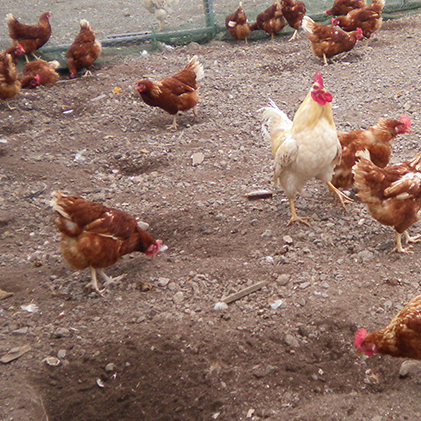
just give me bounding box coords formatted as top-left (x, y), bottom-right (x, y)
top-left (327, 182), bottom-right (353, 211)
top-left (85, 267), bottom-right (126, 296)
top-left (167, 114), bottom-right (178, 131)
top-left (287, 198), bottom-right (311, 226)
top-left (288, 29), bottom-right (299, 42)
top-left (394, 231), bottom-right (421, 253)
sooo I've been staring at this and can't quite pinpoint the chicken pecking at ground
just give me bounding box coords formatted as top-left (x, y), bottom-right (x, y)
top-left (225, 2), bottom-right (252, 43)
top-left (6, 12), bottom-right (52, 61)
top-left (326, 0), bottom-right (367, 17)
top-left (66, 19), bottom-right (102, 79)
top-left (136, 55), bottom-right (204, 130)
top-left (332, 0), bottom-right (384, 43)
top-left (250, 1), bottom-right (286, 41)
top-left (51, 191), bottom-right (161, 296)
top-left (332, 115), bottom-right (411, 189)
top-left (356, 293), bottom-right (421, 360)
top-left (302, 16), bottom-right (363, 65)
top-left (0, 53), bottom-right (21, 109)
top-left (261, 72), bottom-right (352, 226)
top-left (280, 0), bottom-right (306, 41)
top-left (21, 60), bottom-right (60, 88)
top-left (353, 149), bottom-right (421, 253)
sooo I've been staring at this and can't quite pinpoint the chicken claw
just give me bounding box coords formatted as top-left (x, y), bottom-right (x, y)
top-left (287, 199), bottom-right (311, 226)
top-left (393, 232), bottom-right (414, 254)
top-left (327, 182), bottom-right (353, 210)
top-left (85, 267), bottom-right (105, 296)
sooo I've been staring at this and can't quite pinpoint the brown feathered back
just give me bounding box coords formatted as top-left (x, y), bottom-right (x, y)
top-left (6, 12), bottom-right (51, 55)
top-left (66, 19), bottom-right (102, 78)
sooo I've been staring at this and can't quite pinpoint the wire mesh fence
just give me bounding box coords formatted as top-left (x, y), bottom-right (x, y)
top-left (0, 0), bottom-right (419, 56)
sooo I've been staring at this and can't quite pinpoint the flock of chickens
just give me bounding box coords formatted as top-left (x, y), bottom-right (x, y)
top-left (226, 0), bottom-right (384, 65)
top-left (2, 1), bottom-right (421, 369)
top-left (0, 12), bottom-right (102, 108)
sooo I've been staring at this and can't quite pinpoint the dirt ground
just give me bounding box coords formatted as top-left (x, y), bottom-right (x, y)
top-left (2, 13), bottom-right (421, 421)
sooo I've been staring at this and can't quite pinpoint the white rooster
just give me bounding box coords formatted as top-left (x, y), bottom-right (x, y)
top-left (261, 72), bottom-right (351, 225)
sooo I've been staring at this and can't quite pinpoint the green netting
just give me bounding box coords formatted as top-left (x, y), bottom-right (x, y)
top-left (1, 0), bottom-right (420, 59)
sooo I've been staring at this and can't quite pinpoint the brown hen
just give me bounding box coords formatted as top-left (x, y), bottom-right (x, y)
top-left (21, 60), bottom-right (60, 88)
top-left (332, 115), bottom-right (411, 189)
top-left (356, 293), bottom-right (421, 360)
top-left (0, 53), bottom-right (21, 109)
top-left (280, 0), bottom-right (306, 41)
top-left (353, 150), bottom-right (421, 253)
top-left (225, 2), bottom-right (252, 43)
top-left (6, 12), bottom-right (51, 61)
top-left (66, 19), bottom-right (102, 79)
top-left (326, 0), bottom-right (367, 16)
top-left (136, 55), bottom-right (204, 130)
top-left (51, 191), bottom-right (161, 295)
top-left (250, 2), bottom-right (286, 40)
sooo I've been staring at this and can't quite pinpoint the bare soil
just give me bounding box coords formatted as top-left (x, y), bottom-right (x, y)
top-left (2, 14), bottom-right (421, 421)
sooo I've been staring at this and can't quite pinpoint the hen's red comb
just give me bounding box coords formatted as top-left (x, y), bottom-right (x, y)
top-left (314, 72), bottom-right (324, 88)
top-left (356, 28), bottom-right (363, 35)
top-left (400, 115), bottom-right (411, 131)
top-left (331, 17), bottom-right (336, 25)
top-left (355, 328), bottom-right (367, 349)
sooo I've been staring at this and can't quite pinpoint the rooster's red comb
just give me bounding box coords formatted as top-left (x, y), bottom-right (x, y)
top-left (314, 72), bottom-right (324, 88)
top-left (355, 328), bottom-right (367, 349)
top-left (400, 114), bottom-right (411, 131)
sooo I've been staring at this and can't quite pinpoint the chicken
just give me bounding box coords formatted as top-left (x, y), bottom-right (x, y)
top-left (353, 150), bottom-right (421, 253)
top-left (6, 12), bottom-right (52, 61)
top-left (66, 19), bottom-right (102, 79)
top-left (332, 115), bottom-right (411, 189)
top-left (50, 191), bottom-right (161, 296)
top-left (0, 53), bottom-right (21, 109)
top-left (280, 0), bottom-right (306, 41)
top-left (140, 0), bottom-right (179, 30)
top-left (21, 60), bottom-right (60, 88)
top-left (302, 16), bottom-right (363, 65)
top-left (332, 0), bottom-right (384, 41)
top-left (136, 55), bottom-right (204, 130)
top-left (356, 293), bottom-right (421, 360)
top-left (0, 44), bottom-right (25, 65)
top-left (250, 1), bottom-right (286, 41)
top-left (225, 2), bottom-right (252, 43)
top-left (326, 0), bottom-right (366, 16)
top-left (261, 72), bottom-right (352, 226)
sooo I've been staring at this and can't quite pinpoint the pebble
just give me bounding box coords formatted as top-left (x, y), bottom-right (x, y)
top-left (105, 363), bottom-right (117, 372)
top-left (284, 334), bottom-right (299, 348)
top-left (57, 350), bottom-right (67, 359)
top-left (52, 328), bottom-right (70, 338)
top-left (276, 274), bottom-right (290, 286)
top-left (173, 291), bottom-right (184, 304)
top-left (157, 277), bottom-right (170, 287)
top-left (283, 235), bottom-right (293, 245)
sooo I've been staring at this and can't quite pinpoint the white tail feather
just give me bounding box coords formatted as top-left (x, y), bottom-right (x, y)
top-left (188, 55), bottom-right (204, 81)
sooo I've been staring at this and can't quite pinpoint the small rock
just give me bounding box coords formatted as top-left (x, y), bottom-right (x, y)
top-left (299, 282), bottom-right (311, 289)
top-left (261, 229), bottom-right (272, 239)
top-left (191, 152), bottom-right (205, 166)
top-left (399, 360), bottom-right (421, 378)
top-left (105, 363), bottom-right (116, 372)
top-left (285, 334), bottom-right (299, 348)
top-left (276, 274), bottom-right (290, 286)
top-left (270, 299), bottom-right (283, 310)
top-left (57, 350), bottom-right (67, 359)
top-left (12, 327), bottom-right (29, 335)
top-left (52, 328), bottom-right (70, 338)
top-left (214, 302), bottom-right (228, 311)
top-left (283, 235), bottom-right (293, 245)
top-left (44, 356), bottom-right (61, 366)
top-left (157, 277), bottom-right (170, 287)
top-left (173, 291), bottom-right (184, 304)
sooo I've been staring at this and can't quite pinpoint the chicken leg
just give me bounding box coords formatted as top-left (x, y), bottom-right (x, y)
top-left (85, 266), bottom-right (104, 296)
top-left (287, 198), bottom-right (311, 226)
top-left (288, 29), bottom-right (299, 41)
top-left (167, 114), bottom-right (178, 131)
top-left (394, 230), bottom-right (421, 253)
top-left (327, 182), bottom-right (353, 210)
